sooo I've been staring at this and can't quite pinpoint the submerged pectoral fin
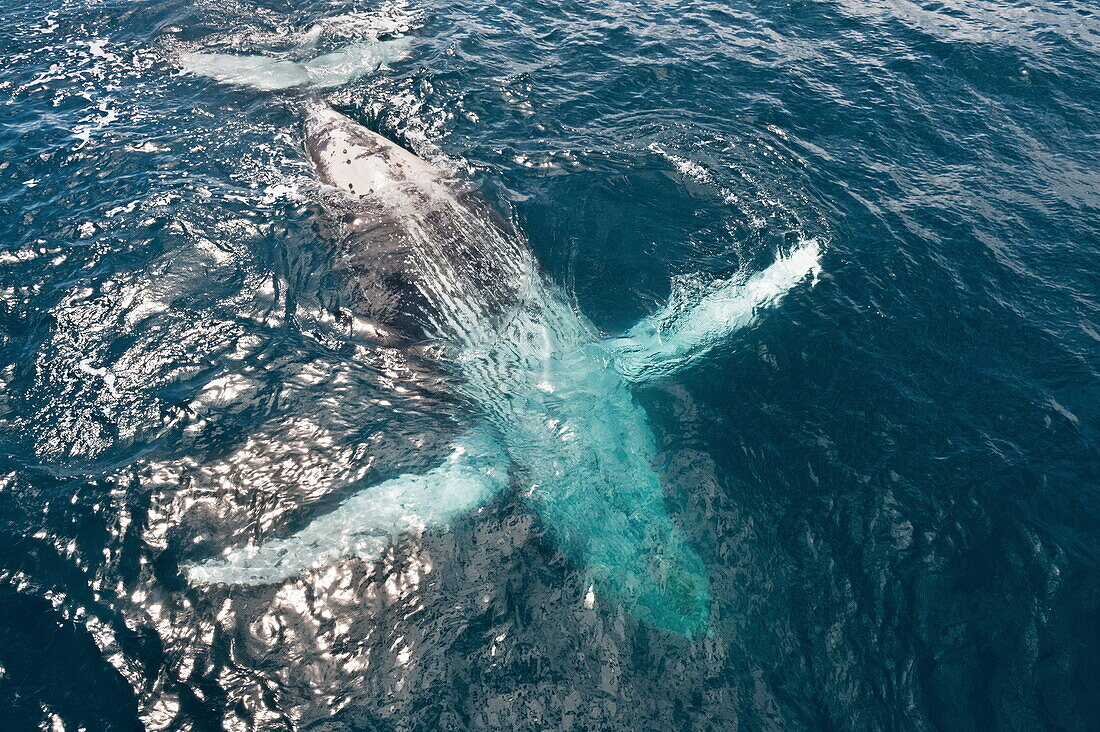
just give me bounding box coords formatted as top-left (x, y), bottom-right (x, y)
top-left (579, 518), bottom-right (711, 636)
top-left (187, 432), bottom-right (508, 586)
top-left (605, 239), bottom-right (822, 381)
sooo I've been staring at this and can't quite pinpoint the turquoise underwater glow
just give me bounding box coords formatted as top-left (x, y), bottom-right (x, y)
top-left (450, 241), bottom-right (822, 635)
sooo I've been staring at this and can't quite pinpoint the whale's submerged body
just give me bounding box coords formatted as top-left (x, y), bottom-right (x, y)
top-left (189, 102), bottom-right (822, 635)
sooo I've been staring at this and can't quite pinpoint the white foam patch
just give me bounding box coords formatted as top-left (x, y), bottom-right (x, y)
top-left (187, 434), bottom-right (508, 585)
top-left (608, 239), bottom-right (823, 380)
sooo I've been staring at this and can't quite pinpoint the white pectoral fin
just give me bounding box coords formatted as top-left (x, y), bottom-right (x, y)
top-left (178, 52), bottom-right (310, 91)
top-left (187, 432), bottom-right (508, 586)
top-left (608, 239), bottom-right (822, 381)
top-left (179, 39), bottom-right (410, 91)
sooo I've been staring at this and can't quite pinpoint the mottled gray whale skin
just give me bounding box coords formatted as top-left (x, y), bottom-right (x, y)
top-left (303, 102), bottom-right (531, 348)
top-left (190, 101), bottom-right (822, 636)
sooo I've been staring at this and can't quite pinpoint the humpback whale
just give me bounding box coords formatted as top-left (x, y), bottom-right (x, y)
top-left (189, 102), bottom-right (821, 635)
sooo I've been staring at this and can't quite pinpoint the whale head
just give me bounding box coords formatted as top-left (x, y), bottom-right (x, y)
top-left (304, 102), bottom-right (439, 204)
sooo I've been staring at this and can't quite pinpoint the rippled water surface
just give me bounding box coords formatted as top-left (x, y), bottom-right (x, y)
top-left (1, 0), bottom-right (1098, 728)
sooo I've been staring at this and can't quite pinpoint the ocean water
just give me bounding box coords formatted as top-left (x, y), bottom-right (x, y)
top-left (1, 0), bottom-right (1098, 728)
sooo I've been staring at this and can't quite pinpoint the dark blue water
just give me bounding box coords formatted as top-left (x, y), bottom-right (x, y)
top-left (1, 0), bottom-right (1098, 728)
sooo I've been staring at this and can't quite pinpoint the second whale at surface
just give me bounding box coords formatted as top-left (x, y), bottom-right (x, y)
top-left (179, 38), bottom-right (410, 91)
top-left (187, 101), bottom-right (822, 636)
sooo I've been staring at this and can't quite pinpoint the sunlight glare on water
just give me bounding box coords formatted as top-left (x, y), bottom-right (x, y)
top-left (0, 0), bottom-right (1098, 728)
